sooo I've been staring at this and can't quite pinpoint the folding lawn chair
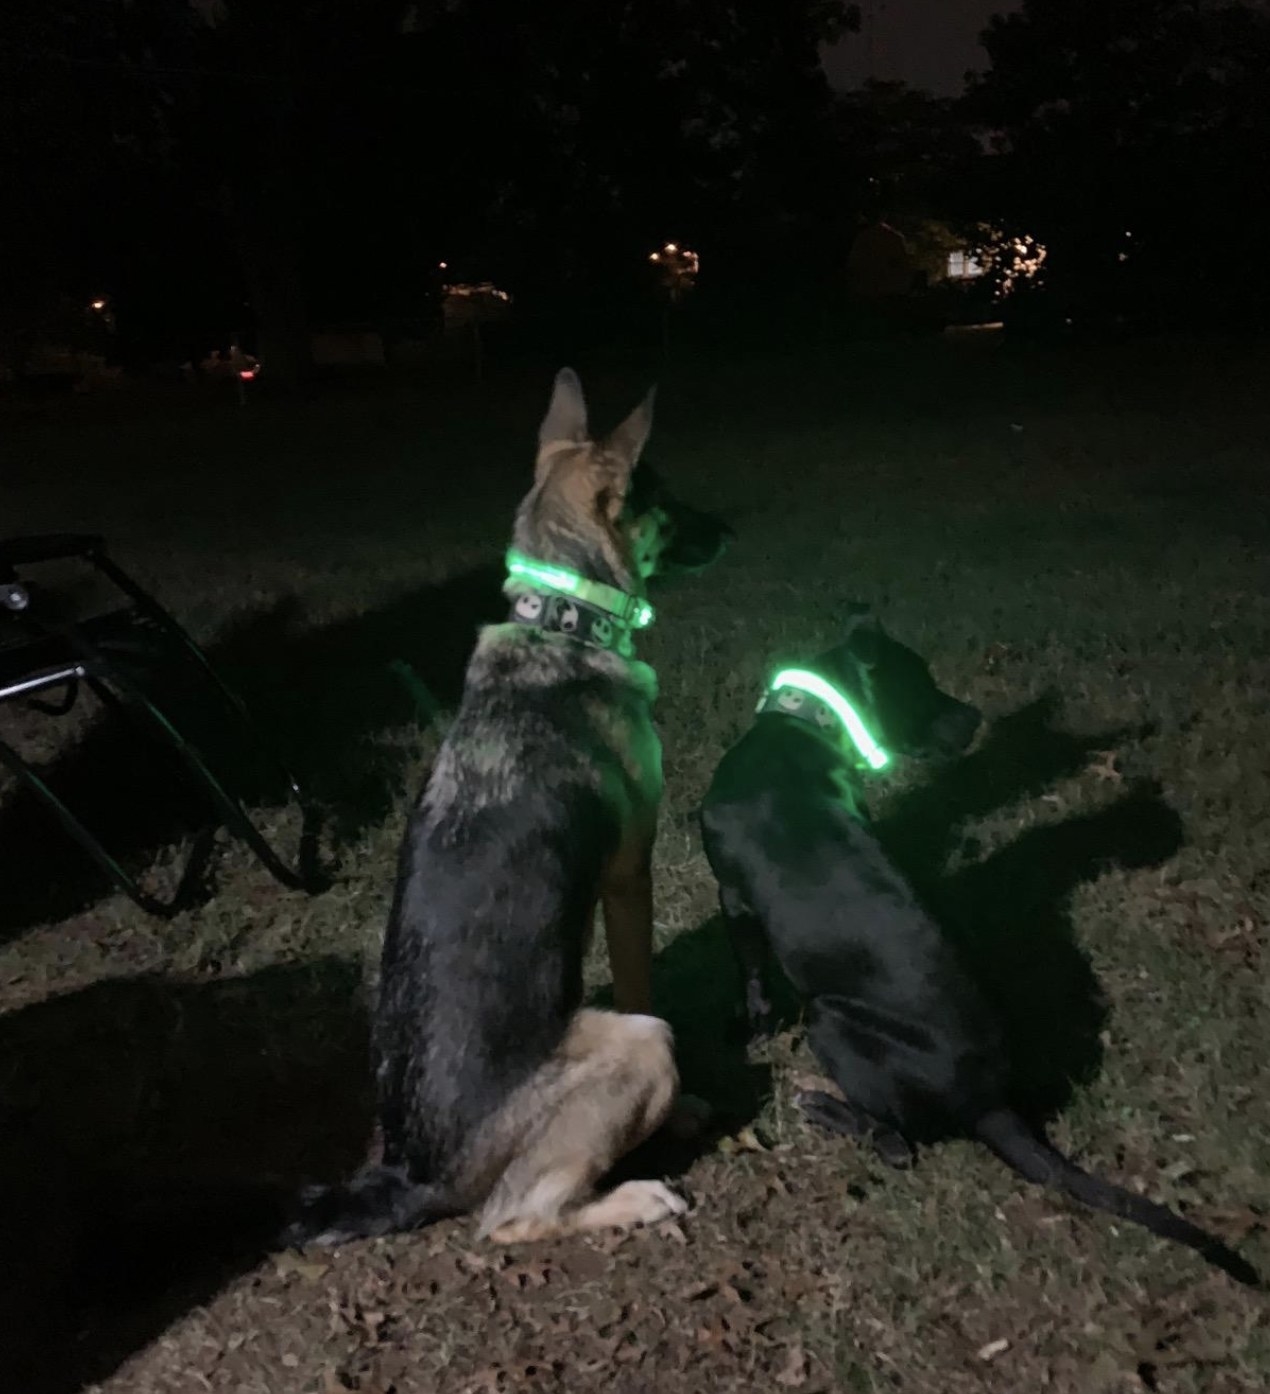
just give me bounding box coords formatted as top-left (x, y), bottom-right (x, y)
top-left (0, 533), bottom-right (324, 916)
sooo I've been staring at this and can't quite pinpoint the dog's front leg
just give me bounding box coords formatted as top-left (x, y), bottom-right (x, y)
top-left (602, 858), bottom-right (654, 1016)
top-left (603, 836), bottom-right (715, 1139)
top-left (719, 889), bottom-right (774, 1035)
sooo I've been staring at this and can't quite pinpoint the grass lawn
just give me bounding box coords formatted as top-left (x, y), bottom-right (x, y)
top-left (2, 331), bottom-right (1269, 1393)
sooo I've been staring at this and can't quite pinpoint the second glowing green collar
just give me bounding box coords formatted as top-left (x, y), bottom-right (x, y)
top-left (505, 550), bottom-right (654, 630)
top-left (760, 667), bottom-right (890, 771)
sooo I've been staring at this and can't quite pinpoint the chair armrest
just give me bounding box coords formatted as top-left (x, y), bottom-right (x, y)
top-left (0, 534), bottom-right (106, 568)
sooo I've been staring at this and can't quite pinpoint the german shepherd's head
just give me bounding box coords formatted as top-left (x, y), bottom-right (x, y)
top-left (510, 368), bottom-right (730, 597)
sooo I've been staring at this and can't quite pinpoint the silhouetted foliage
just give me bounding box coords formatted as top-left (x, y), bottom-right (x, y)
top-left (832, 80), bottom-right (980, 226)
top-left (0, 1), bottom-right (861, 366)
top-left (961, 0), bottom-right (1270, 330)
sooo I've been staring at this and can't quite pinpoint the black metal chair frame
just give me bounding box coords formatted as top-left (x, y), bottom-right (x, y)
top-left (0, 533), bottom-right (324, 917)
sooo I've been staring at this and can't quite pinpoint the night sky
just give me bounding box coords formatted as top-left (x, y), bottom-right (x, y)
top-left (823, 0), bottom-right (1017, 97)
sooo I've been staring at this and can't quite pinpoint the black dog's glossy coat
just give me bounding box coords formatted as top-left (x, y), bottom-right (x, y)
top-left (701, 613), bottom-right (1260, 1287)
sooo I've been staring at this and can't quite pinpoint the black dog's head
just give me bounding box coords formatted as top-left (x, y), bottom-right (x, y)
top-left (626, 460), bottom-right (734, 579)
top-left (821, 606), bottom-right (981, 761)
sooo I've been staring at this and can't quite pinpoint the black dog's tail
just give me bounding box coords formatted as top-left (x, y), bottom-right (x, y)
top-left (976, 1109), bottom-right (1260, 1288)
top-left (279, 1165), bottom-right (459, 1248)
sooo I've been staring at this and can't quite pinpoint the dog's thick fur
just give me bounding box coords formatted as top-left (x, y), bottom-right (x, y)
top-left (285, 369), bottom-right (726, 1247)
top-left (701, 611), bottom-right (1260, 1287)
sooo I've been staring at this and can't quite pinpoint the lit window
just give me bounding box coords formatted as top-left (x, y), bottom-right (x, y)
top-left (947, 251), bottom-right (984, 280)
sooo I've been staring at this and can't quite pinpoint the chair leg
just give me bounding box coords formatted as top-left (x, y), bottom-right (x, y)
top-left (5, 540), bottom-right (327, 908)
top-left (0, 737), bottom-right (208, 917)
top-left (81, 668), bottom-right (325, 895)
top-left (90, 552), bottom-right (310, 808)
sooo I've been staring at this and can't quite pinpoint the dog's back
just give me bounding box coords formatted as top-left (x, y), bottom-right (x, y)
top-left (377, 624), bottom-right (655, 1191)
top-left (282, 367), bottom-right (717, 1249)
top-left (703, 719), bottom-right (1004, 1135)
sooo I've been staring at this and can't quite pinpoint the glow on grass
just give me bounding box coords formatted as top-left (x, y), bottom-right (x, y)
top-left (505, 551), bottom-right (654, 628)
top-left (770, 668), bottom-right (889, 771)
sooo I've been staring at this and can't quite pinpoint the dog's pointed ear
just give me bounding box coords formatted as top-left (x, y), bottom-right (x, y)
top-left (538, 367), bottom-right (589, 452)
top-left (605, 386), bottom-right (656, 484)
top-left (844, 603), bottom-right (881, 665)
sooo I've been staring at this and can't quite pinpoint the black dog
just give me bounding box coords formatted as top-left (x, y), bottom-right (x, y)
top-left (700, 609), bottom-right (1260, 1287)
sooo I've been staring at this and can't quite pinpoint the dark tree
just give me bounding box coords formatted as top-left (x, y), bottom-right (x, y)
top-left (961, 0), bottom-right (1270, 328)
top-left (417, 0), bottom-right (860, 302)
top-left (1, 1), bottom-right (415, 376)
top-left (832, 80), bottom-right (982, 225)
top-left (2, 0), bottom-right (860, 371)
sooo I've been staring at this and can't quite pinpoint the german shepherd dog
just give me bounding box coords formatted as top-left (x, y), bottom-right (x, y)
top-left (700, 610), bottom-right (1260, 1286)
top-left (285, 369), bottom-right (728, 1247)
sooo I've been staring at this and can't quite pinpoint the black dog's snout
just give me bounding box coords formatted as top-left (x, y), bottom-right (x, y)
top-left (663, 507), bottom-right (733, 573)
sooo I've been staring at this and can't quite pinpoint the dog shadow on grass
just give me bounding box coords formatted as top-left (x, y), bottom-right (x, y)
top-left (0, 956), bottom-right (372, 1394)
top-left (591, 919), bottom-right (778, 1185)
top-left (0, 546), bottom-right (727, 941)
top-left (877, 691), bottom-right (1183, 1121)
top-left (651, 692), bottom-right (1184, 1139)
top-left (0, 562), bottom-right (507, 941)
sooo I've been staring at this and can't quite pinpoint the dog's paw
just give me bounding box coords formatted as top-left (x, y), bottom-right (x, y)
top-left (796, 1089), bottom-right (861, 1137)
top-left (796, 1090), bottom-right (916, 1170)
top-left (638, 1180), bottom-right (690, 1224)
top-left (602, 1179), bottom-right (689, 1230)
top-left (872, 1129), bottom-right (916, 1170)
top-left (665, 1092), bottom-right (713, 1140)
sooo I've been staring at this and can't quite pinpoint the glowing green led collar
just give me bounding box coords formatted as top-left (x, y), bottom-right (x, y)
top-left (768, 668), bottom-right (890, 771)
top-left (505, 551), bottom-right (654, 629)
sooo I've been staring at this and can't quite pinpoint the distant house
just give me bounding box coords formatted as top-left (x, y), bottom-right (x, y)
top-left (945, 249), bottom-right (985, 281)
top-left (846, 222), bottom-right (919, 299)
top-left (848, 220), bottom-right (993, 294)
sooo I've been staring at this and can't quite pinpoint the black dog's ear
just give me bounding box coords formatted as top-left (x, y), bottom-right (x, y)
top-left (844, 604), bottom-right (882, 665)
top-left (632, 460), bottom-right (733, 573)
top-left (624, 458), bottom-right (663, 513)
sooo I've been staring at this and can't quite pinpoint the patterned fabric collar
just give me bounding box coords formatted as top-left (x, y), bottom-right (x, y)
top-left (755, 683), bottom-right (843, 732)
top-left (509, 590), bottom-right (637, 655)
top-left (755, 679), bottom-right (884, 774)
